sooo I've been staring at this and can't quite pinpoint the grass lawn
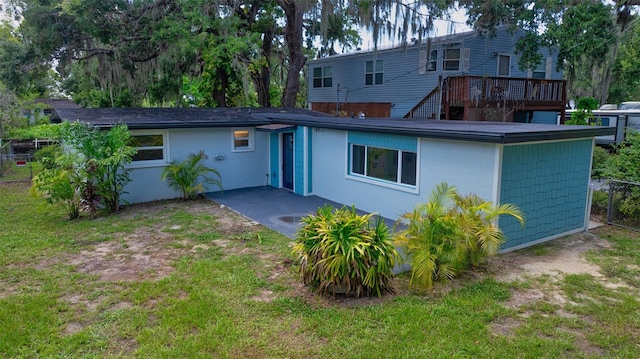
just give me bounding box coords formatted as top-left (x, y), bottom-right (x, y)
top-left (1, 182), bottom-right (639, 358)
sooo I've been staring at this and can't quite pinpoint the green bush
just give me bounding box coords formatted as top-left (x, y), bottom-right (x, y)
top-left (292, 205), bottom-right (399, 298)
top-left (33, 144), bottom-right (62, 170)
top-left (395, 182), bottom-right (524, 290)
top-left (161, 150), bottom-right (222, 200)
top-left (591, 146), bottom-right (609, 179)
top-left (591, 189), bottom-right (608, 215)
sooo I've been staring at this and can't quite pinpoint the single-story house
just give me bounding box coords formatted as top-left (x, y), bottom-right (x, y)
top-left (52, 107), bottom-right (614, 252)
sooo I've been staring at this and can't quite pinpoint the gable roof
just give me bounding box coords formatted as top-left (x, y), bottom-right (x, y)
top-left (52, 107), bottom-right (615, 144)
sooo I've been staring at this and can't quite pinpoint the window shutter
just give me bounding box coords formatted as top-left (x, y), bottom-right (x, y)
top-left (419, 50), bottom-right (427, 74)
top-left (462, 48), bottom-right (470, 72)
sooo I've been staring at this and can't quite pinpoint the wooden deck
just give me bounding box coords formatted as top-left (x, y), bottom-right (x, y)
top-left (405, 75), bottom-right (567, 122)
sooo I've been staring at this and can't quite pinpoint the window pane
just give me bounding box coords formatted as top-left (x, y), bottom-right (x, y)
top-left (323, 77), bottom-right (332, 88)
top-left (234, 139), bottom-right (249, 148)
top-left (401, 151), bottom-right (417, 185)
top-left (130, 135), bottom-right (163, 147)
top-left (133, 149), bottom-right (164, 161)
top-left (532, 71), bottom-right (545, 79)
top-left (375, 60), bottom-right (384, 72)
top-left (234, 130), bottom-right (249, 139)
top-left (445, 48), bottom-right (460, 59)
top-left (428, 50), bottom-right (437, 71)
top-left (367, 147), bottom-right (398, 182)
top-left (352, 145), bottom-right (365, 175)
top-left (365, 61), bottom-right (373, 72)
top-left (375, 73), bottom-right (384, 85)
top-left (365, 74), bottom-right (373, 85)
top-left (443, 60), bottom-right (459, 71)
top-left (313, 78), bottom-right (322, 88)
top-left (313, 67), bottom-right (322, 77)
top-left (498, 55), bottom-right (510, 76)
top-left (323, 66), bottom-right (332, 76)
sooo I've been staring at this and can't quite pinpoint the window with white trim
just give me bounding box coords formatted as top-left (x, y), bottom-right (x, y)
top-left (312, 66), bottom-right (333, 88)
top-left (350, 144), bottom-right (417, 186)
top-left (365, 60), bottom-right (384, 85)
top-left (443, 48), bottom-right (461, 71)
top-left (129, 131), bottom-right (167, 164)
top-left (419, 50), bottom-right (438, 74)
top-left (232, 129), bottom-right (254, 152)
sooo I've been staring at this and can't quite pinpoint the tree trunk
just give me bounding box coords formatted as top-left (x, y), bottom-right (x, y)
top-left (212, 69), bottom-right (229, 107)
top-left (252, 27), bottom-right (274, 107)
top-left (277, 0), bottom-right (306, 107)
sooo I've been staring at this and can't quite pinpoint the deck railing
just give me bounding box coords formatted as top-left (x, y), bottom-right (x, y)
top-left (444, 75), bottom-right (566, 107)
top-left (405, 75), bottom-right (566, 119)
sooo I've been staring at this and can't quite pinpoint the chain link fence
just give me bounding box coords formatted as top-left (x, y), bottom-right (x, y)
top-left (0, 154), bottom-right (36, 183)
top-left (607, 179), bottom-right (640, 231)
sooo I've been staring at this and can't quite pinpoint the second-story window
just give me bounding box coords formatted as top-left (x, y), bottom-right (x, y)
top-left (443, 49), bottom-right (461, 71)
top-left (313, 66), bottom-right (333, 88)
top-left (365, 60), bottom-right (384, 85)
top-left (419, 50), bottom-right (438, 74)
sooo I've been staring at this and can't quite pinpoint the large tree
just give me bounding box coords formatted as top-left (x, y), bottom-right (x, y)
top-left (459, 0), bottom-right (639, 105)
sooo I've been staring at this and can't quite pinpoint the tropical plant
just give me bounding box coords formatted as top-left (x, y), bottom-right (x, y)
top-left (33, 144), bottom-right (62, 170)
top-left (60, 122), bottom-right (136, 213)
top-left (292, 205), bottom-right (399, 298)
top-left (395, 182), bottom-right (524, 290)
top-left (161, 151), bottom-right (223, 200)
top-left (31, 153), bottom-right (84, 219)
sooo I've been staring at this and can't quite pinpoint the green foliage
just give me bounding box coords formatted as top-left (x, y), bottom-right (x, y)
top-left (0, 83), bottom-right (23, 139)
top-left (566, 97), bottom-right (599, 126)
top-left (605, 130), bottom-right (640, 182)
top-left (161, 150), bottom-right (223, 200)
top-left (5, 124), bottom-right (61, 140)
top-left (33, 144), bottom-right (63, 170)
top-left (60, 122), bottom-right (136, 213)
top-left (591, 146), bottom-right (609, 179)
top-left (31, 122), bottom-right (136, 218)
top-left (292, 205), bottom-right (399, 297)
top-left (395, 182), bottom-right (524, 289)
top-left (31, 153), bottom-right (84, 219)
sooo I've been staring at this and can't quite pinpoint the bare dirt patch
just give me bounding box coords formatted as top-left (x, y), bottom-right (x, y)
top-left (60, 199), bottom-right (261, 282)
top-left (487, 232), bottom-right (610, 283)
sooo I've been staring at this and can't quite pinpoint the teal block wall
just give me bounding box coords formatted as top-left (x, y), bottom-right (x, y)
top-left (269, 133), bottom-right (280, 187)
top-left (348, 132), bottom-right (417, 151)
top-left (294, 127), bottom-right (305, 195)
top-left (307, 127), bottom-right (313, 194)
top-left (499, 139), bottom-right (593, 250)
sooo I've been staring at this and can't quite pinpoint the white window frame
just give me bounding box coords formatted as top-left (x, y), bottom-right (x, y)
top-left (128, 130), bottom-right (169, 168)
top-left (232, 128), bottom-right (255, 152)
top-left (419, 49), bottom-right (438, 74)
top-left (365, 60), bottom-right (384, 86)
top-left (443, 48), bottom-right (461, 71)
top-left (347, 143), bottom-right (419, 193)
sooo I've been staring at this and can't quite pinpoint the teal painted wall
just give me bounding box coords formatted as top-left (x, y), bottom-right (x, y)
top-left (269, 133), bottom-right (280, 187)
top-left (499, 139), bottom-right (593, 250)
top-left (348, 132), bottom-right (418, 151)
top-left (294, 127), bottom-right (305, 195)
top-left (307, 127), bottom-right (313, 194)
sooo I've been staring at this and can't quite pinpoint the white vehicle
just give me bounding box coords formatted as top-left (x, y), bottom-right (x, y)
top-left (561, 102), bottom-right (640, 145)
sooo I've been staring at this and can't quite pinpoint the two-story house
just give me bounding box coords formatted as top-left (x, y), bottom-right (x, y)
top-left (308, 27), bottom-right (566, 123)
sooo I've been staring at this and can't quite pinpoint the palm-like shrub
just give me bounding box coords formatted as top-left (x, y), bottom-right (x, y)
top-left (395, 182), bottom-right (524, 289)
top-left (293, 205), bottom-right (399, 298)
top-left (162, 151), bottom-right (222, 200)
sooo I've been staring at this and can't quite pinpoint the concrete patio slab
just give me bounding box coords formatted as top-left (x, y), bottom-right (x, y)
top-left (205, 186), bottom-right (399, 238)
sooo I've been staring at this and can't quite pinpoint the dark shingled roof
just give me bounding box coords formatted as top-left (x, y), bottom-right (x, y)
top-left (51, 107), bottom-right (615, 144)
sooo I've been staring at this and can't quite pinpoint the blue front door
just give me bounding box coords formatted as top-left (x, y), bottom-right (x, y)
top-left (282, 133), bottom-right (294, 190)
